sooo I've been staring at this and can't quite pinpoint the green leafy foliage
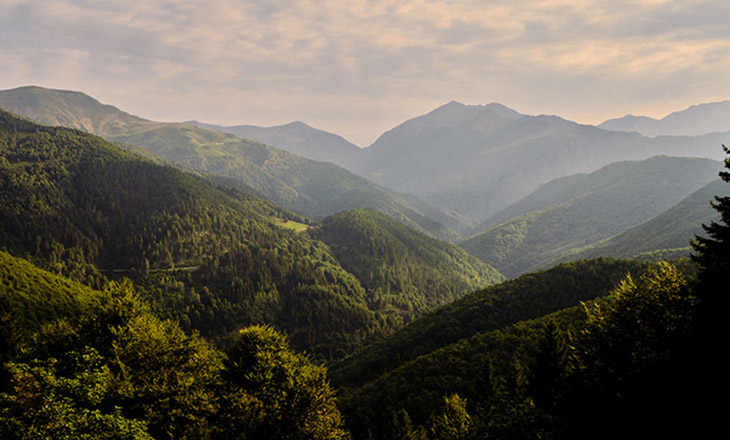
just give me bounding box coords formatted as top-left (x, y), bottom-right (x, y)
top-left (0, 254), bottom-right (350, 439)
top-left (219, 325), bottom-right (349, 440)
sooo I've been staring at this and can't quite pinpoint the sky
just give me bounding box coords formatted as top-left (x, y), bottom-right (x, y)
top-left (1, 0), bottom-right (729, 146)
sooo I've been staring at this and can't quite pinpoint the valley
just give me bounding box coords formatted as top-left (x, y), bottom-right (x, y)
top-left (1, 86), bottom-right (728, 439)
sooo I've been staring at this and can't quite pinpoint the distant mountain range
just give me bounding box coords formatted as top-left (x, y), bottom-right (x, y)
top-left (2, 85), bottom-right (728, 267)
top-left (186, 120), bottom-right (363, 170)
top-left (0, 86), bottom-right (468, 240)
top-left (600, 101), bottom-right (730, 137)
top-left (350, 102), bottom-right (728, 222)
top-left (186, 99), bottom-right (729, 225)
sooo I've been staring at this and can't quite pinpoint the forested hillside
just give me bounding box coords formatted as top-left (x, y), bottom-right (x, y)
top-left (1, 86), bottom-right (726, 439)
top-left (0, 109), bottom-right (497, 359)
top-left (0, 86), bottom-right (469, 240)
top-left (460, 156), bottom-right (721, 277)
top-left (566, 178), bottom-right (729, 262)
top-left (0, 251), bottom-right (349, 439)
top-left (310, 209), bottom-right (503, 325)
top-left (328, 146), bottom-right (730, 439)
top-left (329, 258), bottom-right (648, 390)
top-left (0, 108), bottom-right (376, 358)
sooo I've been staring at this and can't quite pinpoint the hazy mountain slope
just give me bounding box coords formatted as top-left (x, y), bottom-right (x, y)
top-left (600, 100), bottom-right (730, 137)
top-left (0, 86), bottom-right (467, 240)
top-left (0, 85), bottom-right (149, 136)
top-left (187, 120), bottom-right (363, 169)
top-left (566, 178), bottom-right (728, 261)
top-left (460, 156), bottom-right (721, 278)
top-left (354, 101), bottom-right (727, 221)
top-left (310, 209), bottom-right (503, 325)
top-left (478, 155), bottom-right (723, 230)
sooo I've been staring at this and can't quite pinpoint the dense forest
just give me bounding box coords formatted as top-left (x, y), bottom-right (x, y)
top-left (331, 147), bottom-right (728, 439)
top-left (0, 110), bottom-right (499, 361)
top-left (0, 102), bottom-right (726, 439)
top-left (0, 251), bottom-right (348, 439)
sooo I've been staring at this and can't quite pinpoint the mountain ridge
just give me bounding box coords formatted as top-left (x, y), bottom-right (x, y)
top-left (0, 85), bottom-right (469, 240)
top-left (600, 100), bottom-right (730, 137)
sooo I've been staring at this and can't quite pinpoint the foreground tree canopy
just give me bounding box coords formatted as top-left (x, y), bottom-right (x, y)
top-left (0, 254), bottom-right (349, 439)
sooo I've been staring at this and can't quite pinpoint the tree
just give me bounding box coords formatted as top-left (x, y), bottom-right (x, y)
top-left (688, 144), bottom-right (730, 435)
top-left (428, 394), bottom-right (471, 440)
top-left (0, 348), bottom-right (152, 440)
top-left (384, 408), bottom-right (427, 440)
top-left (569, 262), bottom-right (694, 438)
top-left (691, 144), bottom-right (730, 327)
top-left (219, 325), bottom-right (349, 440)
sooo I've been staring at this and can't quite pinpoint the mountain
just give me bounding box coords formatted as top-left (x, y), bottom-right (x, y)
top-left (310, 209), bottom-right (503, 325)
top-left (564, 178), bottom-right (728, 261)
top-left (330, 258), bottom-right (650, 437)
top-left (460, 156), bottom-right (722, 278)
top-left (186, 119), bottom-right (363, 169)
top-left (353, 101), bottom-right (727, 222)
top-left (0, 85), bottom-right (148, 135)
top-left (0, 86), bottom-right (469, 240)
top-left (600, 100), bottom-right (730, 137)
top-left (0, 109), bottom-right (498, 358)
top-left (0, 108), bottom-right (374, 358)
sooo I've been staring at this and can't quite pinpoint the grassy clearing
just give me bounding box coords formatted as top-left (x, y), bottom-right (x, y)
top-left (273, 218), bottom-right (310, 232)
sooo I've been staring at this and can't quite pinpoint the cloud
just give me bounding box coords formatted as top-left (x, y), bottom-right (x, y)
top-left (1, 0), bottom-right (729, 145)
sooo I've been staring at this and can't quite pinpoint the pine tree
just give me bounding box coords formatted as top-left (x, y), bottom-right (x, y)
top-left (692, 144), bottom-right (730, 309)
top-left (688, 144), bottom-right (729, 436)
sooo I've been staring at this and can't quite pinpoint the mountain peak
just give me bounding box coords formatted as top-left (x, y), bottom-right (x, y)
top-left (599, 100), bottom-right (730, 137)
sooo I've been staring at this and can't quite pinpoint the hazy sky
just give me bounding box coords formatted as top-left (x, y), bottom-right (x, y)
top-left (2, 0), bottom-right (729, 146)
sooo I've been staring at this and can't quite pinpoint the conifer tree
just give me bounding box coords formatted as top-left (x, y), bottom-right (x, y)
top-left (688, 145), bottom-right (729, 436)
top-left (692, 144), bottom-right (730, 314)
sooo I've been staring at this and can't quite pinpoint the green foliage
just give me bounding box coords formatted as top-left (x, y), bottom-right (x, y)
top-left (311, 209), bottom-right (503, 326)
top-left (428, 394), bottom-right (471, 440)
top-left (0, 253), bottom-right (351, 439)
top-left (0, 349), bottom-right (153, 440)
top-left (0, 109), bottom-right (384, 359)
top-left (330, 258), bottom-right (647, 390)
top-left (384, 408), bottom-right (427, 440)
top-left (461, 156), bottom-right (722, 277)
top-left (219, 325), bottom-right (350, 440)
top-left (552, 262), bottom-right (696, 438)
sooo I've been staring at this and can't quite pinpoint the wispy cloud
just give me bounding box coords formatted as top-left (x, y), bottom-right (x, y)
top-left (2, 0), bottom-right (729, 145)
